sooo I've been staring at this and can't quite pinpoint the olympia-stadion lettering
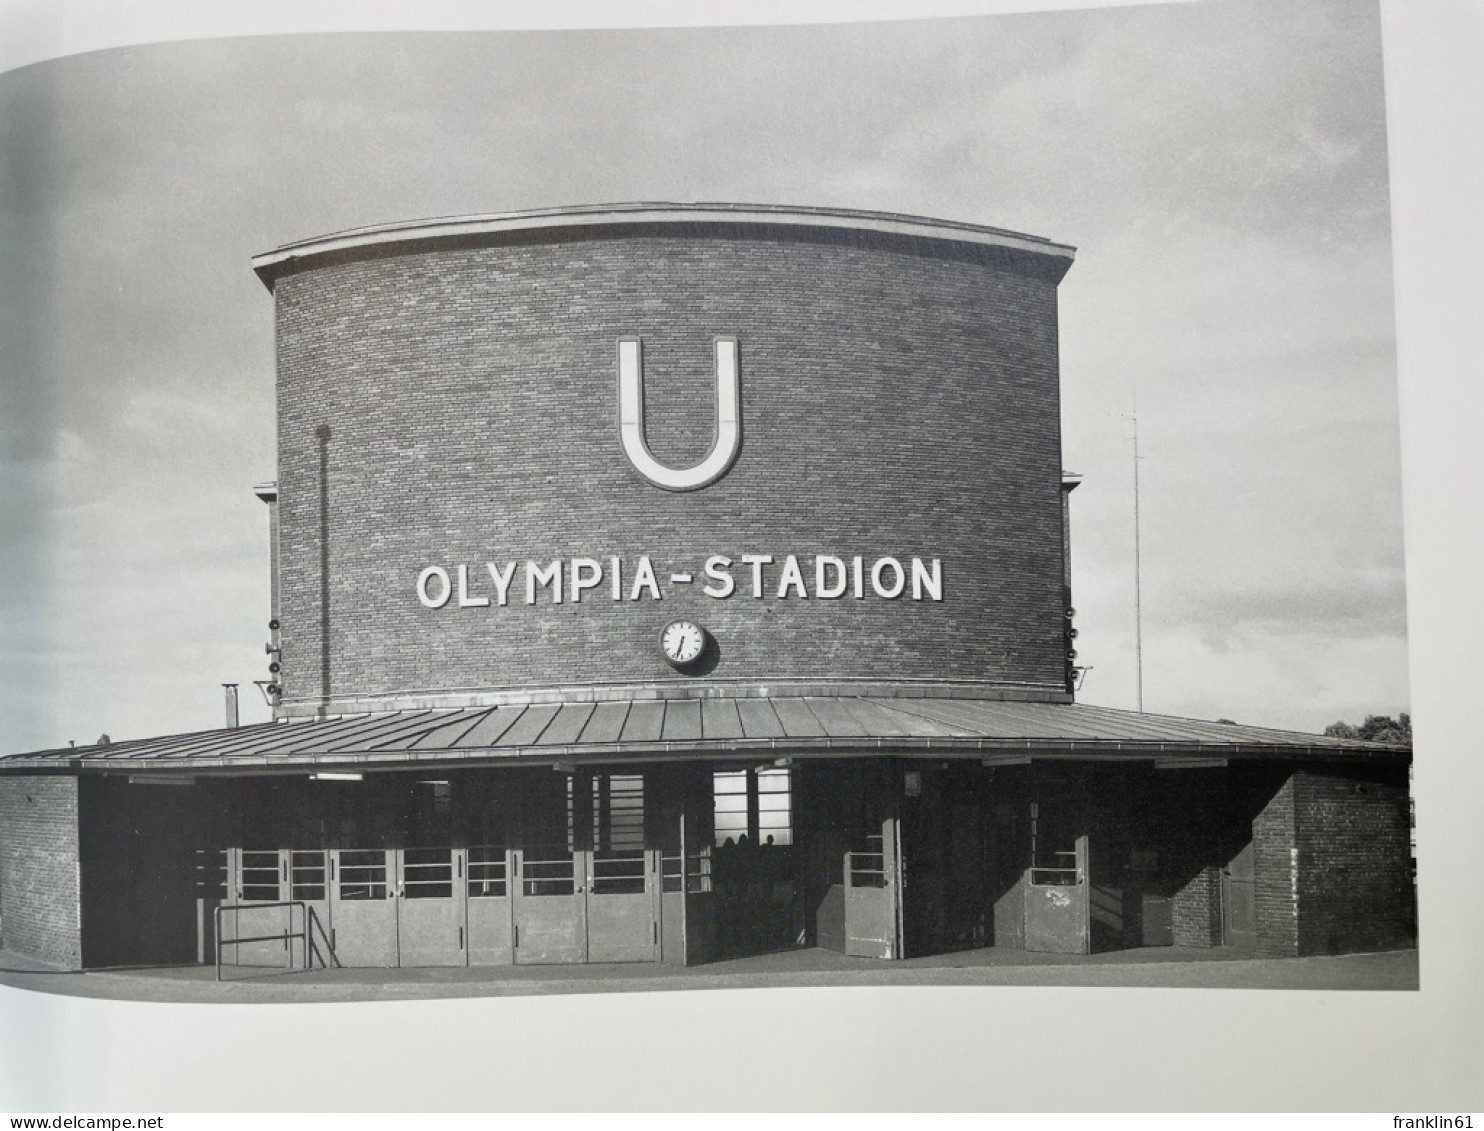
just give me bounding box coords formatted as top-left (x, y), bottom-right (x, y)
top-left (418, 336), bottom-right (948, 610)
top-left (416, 553), bottom-right (945, 608)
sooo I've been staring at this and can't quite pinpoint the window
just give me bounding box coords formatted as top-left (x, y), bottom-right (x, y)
top-left (714, 770), bottom-right (750, 846)
top-left (337, 850), bottom-right (388, 900)
top-left (240, 850), bottom-right (281, 902)
top-left (591, 774), bottom-right (646, 894)
top-left (713, 767), bottom-right (793, 847)
top-left (402, 847), bottom-right (454, 899)
top-left (290, 850), bottom-right (326, 902)
top-left (467, 845), bottom-right (508, 898)
top-left (756, 768), bottom-right (793, 846)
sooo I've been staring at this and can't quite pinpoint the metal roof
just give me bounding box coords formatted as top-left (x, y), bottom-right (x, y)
top-left (0, 697), bottom-right (1406, 775)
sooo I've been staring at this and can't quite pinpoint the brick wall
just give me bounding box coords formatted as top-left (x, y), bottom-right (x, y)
top-left (0, 775), bottom-right (82, 969)
top-left (1292, 767), bottom-right (1415, 955)
top-left (270, 224), bottom-right (1069, 714)
top-left (1251, 765), bottom-right (1414, 957)
top-left (1172, 866), bottom-right (1222, 947)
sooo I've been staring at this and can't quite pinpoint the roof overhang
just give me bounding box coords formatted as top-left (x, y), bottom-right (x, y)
top-left (251, 202), bottom-right (1077, 289)
top-left (0, 697), bottom-right (1409, 777)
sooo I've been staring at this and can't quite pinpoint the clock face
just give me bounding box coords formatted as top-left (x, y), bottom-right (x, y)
top-left (660, 620), bottom-right (706, 666)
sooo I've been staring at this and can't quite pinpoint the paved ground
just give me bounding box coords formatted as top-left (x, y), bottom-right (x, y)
top-left (0, 943), bottom-right (1419, 1003)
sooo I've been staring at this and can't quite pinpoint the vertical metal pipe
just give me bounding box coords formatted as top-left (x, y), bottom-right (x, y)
top-left (223, 683), bottom-right (239, 729)
top-left (317, 425), bottom-right (332, 707)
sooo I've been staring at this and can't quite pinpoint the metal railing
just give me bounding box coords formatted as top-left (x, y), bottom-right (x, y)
top-left (214, 900), bottom-right (312, 980)
top-left (1030, 851), bottom-right (1082, 887)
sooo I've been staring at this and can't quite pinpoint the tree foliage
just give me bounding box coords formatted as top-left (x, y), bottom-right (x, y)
top-left (1323, 712), bottom-right (1412, 748)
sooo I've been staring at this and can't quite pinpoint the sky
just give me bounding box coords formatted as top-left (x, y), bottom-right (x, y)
top-left (0, 0), bottom-right (1409, 751)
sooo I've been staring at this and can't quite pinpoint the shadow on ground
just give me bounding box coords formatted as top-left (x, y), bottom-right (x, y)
top-left (0, 944), bottom-right (1419, 1004)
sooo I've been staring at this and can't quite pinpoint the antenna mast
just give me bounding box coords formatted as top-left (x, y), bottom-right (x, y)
top-left (1132, 404), bottom-right (1145, 713)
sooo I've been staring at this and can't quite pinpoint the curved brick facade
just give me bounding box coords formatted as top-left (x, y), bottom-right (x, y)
top-left (0, 207), bottom-right (1416, 978)
top-left (263, 207), bottom-right (1076, 715)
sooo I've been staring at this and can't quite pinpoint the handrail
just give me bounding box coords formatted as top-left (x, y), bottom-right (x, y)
top-left (1029, 866), bottom-right (1082, 887)
top-left (214, 900), bottom-right (309, 981)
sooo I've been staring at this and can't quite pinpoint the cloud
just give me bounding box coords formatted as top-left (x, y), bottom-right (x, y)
top-left (1082, 624), bottom-right (1411, 732)
top-left (1172, 569), bottom-right (1409, 647)
top-left (0, 5), bottom-right (1404, 749)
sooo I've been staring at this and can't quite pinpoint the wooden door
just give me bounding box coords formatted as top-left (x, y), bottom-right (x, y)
top-left (1222, 840), bottom-right (1256, 948)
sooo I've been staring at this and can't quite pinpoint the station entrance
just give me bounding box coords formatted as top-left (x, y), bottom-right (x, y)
top-left (197, 755), bottom-right (1299, 973)
top-left (216, 761), bottom-right (859, 969)
top-left (221, 770), bottom-right (660, 968)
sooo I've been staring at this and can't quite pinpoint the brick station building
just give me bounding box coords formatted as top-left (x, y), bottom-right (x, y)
top-left (0, 204), bottom-right (1414, 973)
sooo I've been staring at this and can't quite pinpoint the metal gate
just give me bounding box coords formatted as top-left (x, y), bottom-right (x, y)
top-left (221, 774), bottom-right (657, 968)
top-left (223, 849), bottom-right (299, 968)
top-left (844, 812), bottom-right (903, 959)
top-left (466, 844), bottom-right (514, 965)
top-left (327, 845), bottom-right (514, 968)
top-left (513, 841), bottom-right (588, 963)
top-left (1023, 801), bottom-right (1090, 954)
top-left (288, 849), bottom-right (332, 967)
top-left (586, 774), bottom-right (658, 963)
top-left (329, 848), bottom-right (399, 966)
top-left (397, 847), bottom-right (467, 967)
top-left (510, 772), bottom-right (658, 965)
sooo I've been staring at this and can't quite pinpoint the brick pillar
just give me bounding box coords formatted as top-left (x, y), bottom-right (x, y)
top-left (1254, 773), bottom-right (1300, 957)
top-left (1292, 768), bottom-right (1415, 955)
top-left (0, 775), bottom-right (83, 969)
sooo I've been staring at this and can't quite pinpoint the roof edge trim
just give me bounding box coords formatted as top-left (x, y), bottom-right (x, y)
top-left (251, 202), bottom-right (1077, 286)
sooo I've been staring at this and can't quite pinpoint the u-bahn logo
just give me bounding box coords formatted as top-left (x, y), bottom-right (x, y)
top-left (617, 336), bottom-right (741, 491)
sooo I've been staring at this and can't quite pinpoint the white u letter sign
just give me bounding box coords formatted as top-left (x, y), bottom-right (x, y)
top-left (617, 336), bottom-right (741, 491)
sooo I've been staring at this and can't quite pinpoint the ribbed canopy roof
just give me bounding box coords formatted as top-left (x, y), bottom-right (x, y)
top-left (0, 697), bottom-right (1403, 775)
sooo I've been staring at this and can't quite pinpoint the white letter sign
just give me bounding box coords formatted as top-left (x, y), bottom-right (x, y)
top-left (617, 337), bottom-right (741, 491)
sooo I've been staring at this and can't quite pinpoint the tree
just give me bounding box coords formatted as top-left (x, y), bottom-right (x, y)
top-left (1324, 712), bottom-right (1411, 748)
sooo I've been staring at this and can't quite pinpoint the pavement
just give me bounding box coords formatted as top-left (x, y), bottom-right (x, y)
top-left (0, 943), bottom-right (1419, 1003)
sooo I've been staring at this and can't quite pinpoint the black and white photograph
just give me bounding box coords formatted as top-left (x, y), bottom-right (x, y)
top-left (0, 0), bottom-right (1478, 1114)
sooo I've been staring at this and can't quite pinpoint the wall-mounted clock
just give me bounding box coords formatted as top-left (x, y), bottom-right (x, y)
top-left (660, 620), bottom-right (707, 668)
